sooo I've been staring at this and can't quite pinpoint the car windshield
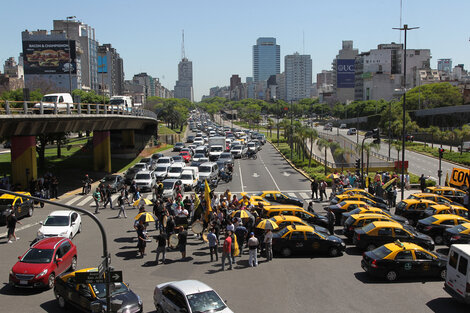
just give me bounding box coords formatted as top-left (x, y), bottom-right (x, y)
top-left (454, 224), bottom-right (469, 232)
top-left (370, 246), bottom-right (392, 259)
top-left (109, 99), bottom-right (124, 105)
top-left (157, 159), bottom-right (170, 163)
top-left (163, 181), bottom-right (175, 189)
top-left (210, 146), bottom-right (223, 152)
top-left (44, 215), bottom-right (69, 226)
top-left (362, 223), bottom-right (376, 233)
top-left (91, 282), bottom-right (129, 299)
top-left (42, 96), bottom-right (58, 102)
top-left (141, 158), bottom-right (150, 163)
top-left (199, 166), bottom-right (211, 173)
top-left (220, 153), bottom-right (231, 159)
top-left (156, 167), bottom-right (167, 172)
top-left (349, 208), bottom-right (362, 215)
top-left (21, 248), bottom-right (54, 263)
top-left (135, 174), bottom-right (151, 180)
top-left (181, 174), bottom-right (192, 180)
top-left (194, 153), bottom-right (205, 158)
top-left (134, 164), bottom-right (146, 168)
top-left (276, 227), bottom-right (290, 237)
top-left (173, 157), bottom-right (183, 162)
top-left (420, 216), bottom-right (438, 224)
top-left (0, 199), bottom-right (14, 205)
top-left (170, 167), bottom-right (183, 173)
top-left (233, 145), bottom-right (242, 150)
top-left (187, 290), bottom-right (226, 312)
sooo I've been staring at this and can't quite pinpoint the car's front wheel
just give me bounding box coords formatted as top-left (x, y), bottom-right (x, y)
top-left (70, 256), bottom-right (77, 271)
top-left (281, 247), bottom-right (292, 257)
top-left (440, 269), bottom-right (446, 280)
top-left (155, 304), bottom-right (164, 313)
top-left (57, 294), bottom-right (67, 309)
top-left (329, 246), bottom-right (340, 257)
top-left (48, 273), bottom-right (55, 289)
top-left (28, 206), bottom-right (34, 217)
top-left (385, 270), bottom-right (398, 282)
top-left (434, 235), bottom-right (443, 245)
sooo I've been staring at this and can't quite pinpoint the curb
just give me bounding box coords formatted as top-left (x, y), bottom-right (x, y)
top-left (406, 148), bottom-right (470, 169)
top-left (269, 140), bottom-right (313, 182)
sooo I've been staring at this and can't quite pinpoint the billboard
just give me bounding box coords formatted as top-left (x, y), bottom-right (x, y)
top-left (337, 59), bottom-right (355, 88)
top-left (98, 56), bottom-right (107, 73)
top-left (22, 40), bottom-right (76, 74)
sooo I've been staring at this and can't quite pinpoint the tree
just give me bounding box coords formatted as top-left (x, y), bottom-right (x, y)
top-left (305, 128), bottom-right (318, 168)
top-left (360, 142), bottom-right (380, 174)
top-left (405, 82), bottom-right (463, 110)
top-left (317, 138), bottom-right (333, 175)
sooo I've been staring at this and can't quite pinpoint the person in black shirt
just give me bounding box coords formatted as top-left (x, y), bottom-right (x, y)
top-left (116, 191), bottom-right (127, 218)
top-left (155, 233), bottom-right (167, 264)
top-left (103, 185), bottom-right (113, 209)
top-left (177, 226), bottom-right (187, 259)
top-left (7, 211), bottom-right (21, 243)
top-left (136, 220), bottom-right (146, 258)
top-left (166, 216), bottom-right (175, 247)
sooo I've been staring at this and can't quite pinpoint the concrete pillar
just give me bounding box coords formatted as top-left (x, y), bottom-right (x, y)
top-left (11, 136), bottom-right (37, 189)
top-left (93, 131), bottom-right (111, 172)
top-left (121, 130), bottom-right (135, 148)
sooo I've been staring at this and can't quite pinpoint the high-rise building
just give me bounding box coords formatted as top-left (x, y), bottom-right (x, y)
top-left (437, 59), bottom-right (452, 73)
top-left (253, 37), bottom-right (280, 83)
top-left (174, 57), bottom-right (194, 102)
top-left (133, 72), bottom-right (155, 99)
top-left (97, 44), bottom-right (124, 96)
top-left (285, 52), bottom-right (312, 101)
top-left (332, 40), bottom-right (358, 103)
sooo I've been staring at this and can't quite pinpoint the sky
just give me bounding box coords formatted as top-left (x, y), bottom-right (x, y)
top-left (1, 0), bottom-right (470, 101)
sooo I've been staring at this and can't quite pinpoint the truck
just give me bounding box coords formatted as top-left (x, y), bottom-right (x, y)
top-left (208, 136), bottom-right (226, 161)
top-left (33, 93), bottom-right (74, 113)
top-left (109, 95), bottom-right (133, 113)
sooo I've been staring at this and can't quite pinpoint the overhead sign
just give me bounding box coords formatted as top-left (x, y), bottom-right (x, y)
top-left (337, 59), bottom-right (355, 88)
top-left (22, 40), bottom-right (77, 75)
top-left (75, 271), bottom-right (123, 284)
top-left (450, 168), bottom-right (470, 187)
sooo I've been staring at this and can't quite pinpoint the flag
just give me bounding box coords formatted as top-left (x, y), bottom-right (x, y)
top-left (445, 172), bottom-right (450, 187)
top-left (194, 194), bottom-right (200, 209)
top-left (204, 180), bottom-right (212, 222)
top-left (382, 177), bottom-right (396, 190)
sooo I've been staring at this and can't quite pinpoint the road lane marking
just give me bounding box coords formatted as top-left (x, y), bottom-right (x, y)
top-left (0, 222), bottom-right (40, 239)
top-left (65, 196), bottom-right (81, 206)
top-left (299, 192), bottom-right (309, 199)
top-left (259, 153), bottom-right (280, 191)
top-left (77, 196), bottom-right (92, 206)
top-left (287, 192), bottom-right (296, 197)
top-left (238, 159), bottom-right (244, 193)
top-left (252, 173), bottom-right (260, 178)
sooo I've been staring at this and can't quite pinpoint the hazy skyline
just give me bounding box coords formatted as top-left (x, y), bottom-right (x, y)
top-left (1, 0), bottom-right (469, 101)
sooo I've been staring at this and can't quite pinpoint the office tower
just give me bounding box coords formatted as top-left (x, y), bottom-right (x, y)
top-left (285, 52), bottom-right (312, 101)
top-left (253, 37), bottom-right (280, 83)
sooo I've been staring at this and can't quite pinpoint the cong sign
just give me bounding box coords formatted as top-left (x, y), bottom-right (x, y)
top-left (337, 59), bottom-right (355, 88)
top-left (22, 40), bottom-right (76, 75)
top-left (450, 168), bottom-right (470, 188)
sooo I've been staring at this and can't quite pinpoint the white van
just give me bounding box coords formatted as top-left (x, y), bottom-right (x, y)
top-left (198, 162), bottom-right (218, 181)
top-left (167, 162), bottom-right (186, 178)
top-left (183, 166), bottom-right (199, 181)
top-left (34, 93), bottom-right (74, 113)
top-left (109, 96), bottom-right (133, 113)
top-left (458, 142), bottom-right (470, 153)
top-left (180, 169), bottom-right (197, 191)
top-left (445, 244), bottom-right (470, 303)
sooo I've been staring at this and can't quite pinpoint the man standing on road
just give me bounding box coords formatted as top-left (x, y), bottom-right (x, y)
top-left (247, 232), bottom-right (259, 267)
top-left (221, 231), bottom-right (233, 271)
top-left (327, 208), bottom-right (335, 235)
top-left (7, 210), bottom-right (21, 243)
top-left (311, 179), bottom-right (318, 199)
top-left (419, 174), bottom-right (427, 193)
top-left (93, 187), bottom-right (101, 214)
top-left (319, 180), bottom-right (327, 202)
top-left (264, 229), bottom-right (273, 262)
top-left (103, 185), bottom-right (113, 209)
top-left (235, 223), bottom-right (247, 257)
top-left (207, 228), bottom-right (218, 262)
top-left (155, 232), bottom-right (167, 265)
top-left (116, 191), bottom-right (127, 218)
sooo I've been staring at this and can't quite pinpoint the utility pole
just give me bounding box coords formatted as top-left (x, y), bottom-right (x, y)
top-left (393, 24), bottom-right (419, 200)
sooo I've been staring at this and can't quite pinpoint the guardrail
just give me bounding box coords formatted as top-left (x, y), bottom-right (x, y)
top-left (0, 100), bottom-right (158, 119)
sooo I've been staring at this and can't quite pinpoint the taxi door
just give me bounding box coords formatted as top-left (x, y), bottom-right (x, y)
top-left (305, 232), bottom-right (326, 253)
top-left (13, 197), bottom-right (23, 218)
top-left (414, 250), bottom-right (439, 277)
top-left (289, 231), bottom-right (306, 253)
top-left (393, 250), bottom-right (416, 278)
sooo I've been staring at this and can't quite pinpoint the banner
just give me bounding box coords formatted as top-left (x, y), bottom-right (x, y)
top-left (23, 40), bottom-right (76, 74)
top-left (450, 168), bottom-right (470, 187)
top-left (336, 59), bottom-right (355, 88)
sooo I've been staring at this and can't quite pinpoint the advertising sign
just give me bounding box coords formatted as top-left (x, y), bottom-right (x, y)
top-left (22, 40), bottom-right (76, 74)
top-left (337, 59), bottom-right (355, 88)
top-left (98, 56), bottom-right (107, 73)
top-left (450, 167), bottom-right (470, 187)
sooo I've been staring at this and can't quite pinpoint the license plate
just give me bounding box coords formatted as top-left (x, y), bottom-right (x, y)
top-left (19, 280), bottom-right (28, 285)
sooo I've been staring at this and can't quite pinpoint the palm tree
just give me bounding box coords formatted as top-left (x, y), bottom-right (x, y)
top-left (267, 118), bottom-right (274, 138)
top-left (317, 138), bottom-right (332, 175)
top-left (392, 141), bottom-right (402, 161)
top-left (305, 128), bottom-right (318, 168)
top-left (361, 142), bottom-right (381, 175)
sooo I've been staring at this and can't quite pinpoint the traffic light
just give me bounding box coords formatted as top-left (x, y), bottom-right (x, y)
top-left (372, 128), bottom-right (380, 144)
top-left (438, 148), bottom-right (445, 158)
top-left (355, 159), bottom-right (361, 175)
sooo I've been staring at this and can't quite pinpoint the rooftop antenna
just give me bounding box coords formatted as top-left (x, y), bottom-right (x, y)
top-left (181, 29), bottom-right (185, 60)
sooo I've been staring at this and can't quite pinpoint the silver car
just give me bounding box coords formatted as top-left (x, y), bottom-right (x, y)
top-left (134, 170), bottom-right (156, 192)
top-left (154, 280), bottom-right (233, 313)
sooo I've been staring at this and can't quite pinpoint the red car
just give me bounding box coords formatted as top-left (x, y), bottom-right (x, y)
top-left (9, 237), bottom-right (77, 289)
top-left (179, 151), bottom-right (192, 163)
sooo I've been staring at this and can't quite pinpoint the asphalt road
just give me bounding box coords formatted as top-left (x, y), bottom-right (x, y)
top-left (0, 135), bottom-right (467, 313)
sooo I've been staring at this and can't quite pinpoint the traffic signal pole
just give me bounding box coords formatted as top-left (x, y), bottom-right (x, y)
top-left (438, 148), bottom-right (444, 185)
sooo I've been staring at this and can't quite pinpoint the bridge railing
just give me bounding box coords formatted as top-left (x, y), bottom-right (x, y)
top-left (0, 100), bottom-right (157, 118)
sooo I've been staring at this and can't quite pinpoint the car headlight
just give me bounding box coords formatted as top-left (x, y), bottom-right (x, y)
top-left (137, 295), bottom-right (142, 305)
top-left (37, 230), bottom-right (44, 237)
top-left (36, 268), bottom-right (48, 278)
top-left (59, 231), bottom-right (68, 237)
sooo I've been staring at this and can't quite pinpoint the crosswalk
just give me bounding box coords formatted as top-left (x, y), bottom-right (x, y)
top-left (59, 190), bottom-right (315, 208)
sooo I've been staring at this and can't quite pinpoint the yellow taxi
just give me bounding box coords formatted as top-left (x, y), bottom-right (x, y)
top-left (353, 221), bottom-right (434, 251)
top-left (53, 268), bottom-right (142, 312)
top-left (256, 191), bottom-right (303, 207)
top-left (269, 215), bottom-right (329, 234)
top-left (0, 192), bottom-right (34, 225)
top-left (423, 204), bottom-right (468, 218)
top-left (416, 214), bottom-right (470, 244)
top-left (408, 193), bottom-right (453, 205)
top-left (326, 200), bottom-right (381, 225)
top-left (424, 186), bottom-right (466, 204)
top-left (341, 206), bottom-right (408, 226)
top-left (336, 188), bottom-right (388, 206)
top-left (343, 213), bottom-right (397, 239)
top-left (361, 241), bottom-right (446, 281)
top-left (272, 225), bottom-right (345, 257)
top-left (239, 193), bottom-right (271, 206)
top-left (330, 194), bottom-right (388, 210)
top-left (395, 199), bottom-right (437, 225)
top-left (263, 205), bottom-right (329, 228)
top-left (444, 222), bottom-right (470, 245)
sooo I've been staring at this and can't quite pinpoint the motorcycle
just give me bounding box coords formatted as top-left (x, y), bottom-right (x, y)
top-left (219, 170), bottom-right (232, 183)
top-left (82, 180), bottom-right (92, 195)
top-left (195, 178), bottom-right (219, 193)
top-left (242, 150), bottom-right (257, 160)
top-left (33, 189), bottom-right (45, 208)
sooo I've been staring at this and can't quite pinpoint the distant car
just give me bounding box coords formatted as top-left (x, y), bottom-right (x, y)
top-left (179, 151), bottom-right (192, 163)
top-left (98, 174), bottom-right (124, 193)
top-left (444, 222), bottom-right (470, 245)
top-left (172, 155), bottom-right (185, 163)
top-left (154, 280), bottom-right (233, 313)
top-left (347, 128), bottom-right (357, 135)
top-left (155, 164), bottom-right (170, 181)
top-left (405, 134), bottom-right (414, 142)
top-left (186, 135), bottom-right (195, 143)
top-left (231, 145), bottom-right (244, 158)
top-left (151, 153), bottom-right (164, 162)
top-left (131, 162), bottom-right (149, 172)
top-left (339, 124), bottom-right (347, 129)
top-left (141, 157), bottom-right (156, 170)
top-left (191, 157), bottom-right (209, 168)
top-left (257, 191), bottom-right (303, 207)
top-left (54, 268), bottom-right (143, 312)
top-left (218, 152), bottom-right (234, 166)
top-left (156, 157), bottom-right (174, 166)
top-left (134, 170), bottom-right (157, 192)
top-left (124, 168), bottom-right (139, 185)
top-left (9, 237), bottom-right (77, 289)
top-left (36, 210), bottom-right (82, 240)
top-left (192, 153), bottom-right (206, 162)
top-left (162, 179), bottom-right (183, 200)
top-left (416, 214), bottom-right (470, 245)
top-left (173, 142), bottom-right (185, 152)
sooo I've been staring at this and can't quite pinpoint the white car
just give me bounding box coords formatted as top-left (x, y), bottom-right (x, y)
top-left (37, 210), bottom-right (81, 240)
top-left (134, 170), bottom-right (156, 192)
top-left (155, 164), bottom-right (170, 180)
top-left (156, 157), bottom-right (174, 166)
top-left (167, 162), bottom-right (186, 178)
top-left (132, 162), bottom-right (149, 172)
top-left (154, 280), bottom-right (233, 313)
top-left (231, 144), bottom-right (244, 158)
top-left (180, 170), bottom-right (197, 191)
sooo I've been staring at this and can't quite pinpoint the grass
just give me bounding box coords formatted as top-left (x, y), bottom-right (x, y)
top-left (401, 142), bottom-right (470, 166)
top-left (158, 125), bottom-right (177, 135)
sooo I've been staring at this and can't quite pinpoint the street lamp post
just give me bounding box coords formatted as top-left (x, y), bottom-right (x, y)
top-left (66, 16), bottom-right (76, 94)
top-left (393, 24), bottom-right (419, 200)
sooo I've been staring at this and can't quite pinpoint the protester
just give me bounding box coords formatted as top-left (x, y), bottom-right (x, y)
top-left (7, 210), bottom-right (21, 243)
top-left (93, 187), bottom-right (101, 214)
top-left (136, 220), bottom-right (147, 258)
top-left (247, 232), bottom-right (259, 267)
top-left (207, 228), bottom-right (219, 262)
top-left (221, 231), bottom-right (233, 271)
top-left (155, 232), bottom-right (167, 265)
top-left (264, 229), bottom-right (273, 262)
top-left (116, 191), bottom-right (128, 218)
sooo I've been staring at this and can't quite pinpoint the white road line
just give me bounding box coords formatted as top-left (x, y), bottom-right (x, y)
top-left (238, 159), bottom-right (244, 193)
top-left (299, 192), bottom-right (309, 199)
top-left (112, 194), bottom-right (119, 202)
top-left (0, 222), bottom-right (40, 238)
top-left (65, 196), bottom-right (81, 206)
top-left (259, 153), bottom-right (281, 191)
top-left (146, 194), bottom-right (153, 200)
top-left (77, 196), bottom-right (92, 206)
top-left (287, 192), bottom-right (296, 197)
